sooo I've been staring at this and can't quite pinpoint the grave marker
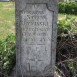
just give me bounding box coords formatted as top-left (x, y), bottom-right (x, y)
top-left (15, 0), bottom-right (58, 76)
top-left (0, 0), bottom-right (9, 1)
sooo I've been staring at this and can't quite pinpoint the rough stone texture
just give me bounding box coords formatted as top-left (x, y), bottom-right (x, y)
top-left (0, 0), bottom-right (9, 1)
top-left (15, 0), bottom-right (58, 77)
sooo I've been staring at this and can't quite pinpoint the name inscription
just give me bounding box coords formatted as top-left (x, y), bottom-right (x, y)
top-left (21, 4), bottom-right (53, 72)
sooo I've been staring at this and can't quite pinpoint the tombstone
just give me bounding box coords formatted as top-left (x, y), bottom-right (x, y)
top-left (75, 0), bottom-right (77, 2)
top-left (15, 0), bottom-right (58, 77)
top-left (0, 0), bottom-right (9, 1)
top-left (0, 61), bottom-right (2, 77)
top-left (59, 0), bottom-right (64, 2)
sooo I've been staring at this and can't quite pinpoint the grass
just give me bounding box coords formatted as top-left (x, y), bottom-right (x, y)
top-left (0, 2), bottom-right (77, 39)
top-left (0, 2), bottom-right (15, 40)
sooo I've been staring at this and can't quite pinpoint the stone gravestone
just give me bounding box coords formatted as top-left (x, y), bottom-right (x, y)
top-left (15, 0), bottom-right (58, 77)
top-left (0, 0), bottom-right (9, 1)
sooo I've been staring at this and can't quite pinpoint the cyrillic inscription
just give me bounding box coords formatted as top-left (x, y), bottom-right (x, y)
top-left (21, 4), bottom-right (53, 72)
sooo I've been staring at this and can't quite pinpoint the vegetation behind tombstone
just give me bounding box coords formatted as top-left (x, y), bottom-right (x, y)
top-left (59, 2), bottom-right (77, 15)
top-left (56, 15), bottom-right (77, 77)
top-left (0, 34), bottom-right (16, 76)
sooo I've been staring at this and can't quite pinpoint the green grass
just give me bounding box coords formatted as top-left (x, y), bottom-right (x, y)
top-left (0, 2), bottom-right (15, 40)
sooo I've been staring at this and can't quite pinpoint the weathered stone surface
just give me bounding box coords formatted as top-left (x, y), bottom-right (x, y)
top-left (0, 0), bottom-right (9, 1)
top-left (15, 0), bottom-right (58, 77)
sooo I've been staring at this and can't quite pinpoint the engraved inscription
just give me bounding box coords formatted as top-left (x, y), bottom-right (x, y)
top-left (21, 4), bottom-right (53, 72)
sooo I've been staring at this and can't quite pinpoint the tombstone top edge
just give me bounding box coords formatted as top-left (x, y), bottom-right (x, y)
top-left (15, 0), bottom-right (58, 3)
